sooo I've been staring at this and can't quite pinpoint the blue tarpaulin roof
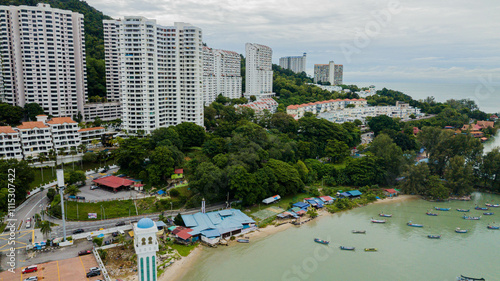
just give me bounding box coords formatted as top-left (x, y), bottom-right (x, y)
top-left (340, 192), bottom-right (351, 197)
top-left (156, 221), bottom-right (167, 228)
top-left (157, 190), bottom-right (166, 195)
top-left (293, 202), bottom-right (309, 208)
top-left (348, 190), bottom-right (362, 196)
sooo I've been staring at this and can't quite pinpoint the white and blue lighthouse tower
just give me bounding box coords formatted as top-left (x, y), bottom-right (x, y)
top-left (134, 218), bottom-right (159, 281)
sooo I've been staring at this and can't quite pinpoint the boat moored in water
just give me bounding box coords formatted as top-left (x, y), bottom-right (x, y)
top-left (426, 212), bottom-right (438, 216)
top-left (456, 274), bottom-right (485, 281)
top-left (364, 248), bottom-right (377, 252)
top-left (455, 228), bottom-right (468, 233)
top-left (462, 215), bottom-right (481, 220)
top-left (475, 206), bottom-right (488, 210)
top-left (371, 219), bottom-right (387, 223)
top-left (485, 203), bottom-right (499, 207)
top-left (314, 238), bottom-right (330, 245)
top-left (456, 209), bottom-right (470, 212)
top-left (237, 239), bottom-right (249, 243)
top-left (487, 225), bottom-right (499, 229)
top-left (407, 221), bottom-right (424, 227)
top-left (434, 207), bottom-right (451, 211)
top-left (427, 235), bottom-right (441, 239)
top-left (340, 246), bottom-right (355, 251)
top-left (352, 230), bottom-right (366, 234)
top-left (379, 213), bottom-right (392, 217)
top-left (483, 212), bottom-right (494, 215)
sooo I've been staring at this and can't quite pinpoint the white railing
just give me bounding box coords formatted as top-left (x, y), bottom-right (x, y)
top-left (92, 247), bottom-right (112, 281)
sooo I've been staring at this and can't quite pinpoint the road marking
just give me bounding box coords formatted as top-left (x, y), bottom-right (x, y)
top-left (32, 230), bottom-right (34, 244)
top-left (25, 195), bottom-right (46, 221)
top-left (79, 256), bottom-right (90, 281)
top-left (57, 260), bottom-right (61, 281)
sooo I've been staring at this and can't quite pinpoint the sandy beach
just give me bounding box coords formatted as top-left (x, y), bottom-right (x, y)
top-left (158, 195), bottom-right (420, 280)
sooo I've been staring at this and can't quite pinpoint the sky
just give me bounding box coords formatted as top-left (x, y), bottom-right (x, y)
top-left (87, 0), bottom-right (500, 84)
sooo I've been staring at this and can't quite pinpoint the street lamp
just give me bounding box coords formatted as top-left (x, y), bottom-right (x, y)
top-left (57, 169), bottom-right (67, 242)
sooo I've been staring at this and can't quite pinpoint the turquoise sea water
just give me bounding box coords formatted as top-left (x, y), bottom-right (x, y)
top-left (182, 192), bottom-right (500, 281)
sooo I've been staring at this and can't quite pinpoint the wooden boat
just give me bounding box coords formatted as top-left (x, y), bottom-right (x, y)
top-left (457, 274), bottom-right (485, 281)
top-left (407, 221), bottom-right (423, 227)
top-left (456, 209), bottom-right (470, 212)
top-left (237, 239), bottom-right (249, 243)
top-left (378, 213), bottom-right (392, 217)
top-left (426, 212), bottom-right (438, 216)
top-left (352, 230), bottom-right (366, 234)
top-left (462, 215), bottom-right (481, 220)
top-left (339, 246), bottom-right (355, 251)
top-left (371, 219), bottom-right (386, 223)
top-left (314, 238), bottom-right (329, 245)
top-left (485, 203), bottom-right (500, 207)
top-left (427, 235), bottom-right (441, 239)
top-left (474, 206), bottom-right (488, 210)
top-left (487, 225), bottom-right (499, 229)
top-left (364, 248), bottom-right (377, 252)
top-left (483, 212), bottom-right (494, 215)
top-left (455, 228), bottom-right (468, 233)
top-left (434, 207), bottom-right (451, 211)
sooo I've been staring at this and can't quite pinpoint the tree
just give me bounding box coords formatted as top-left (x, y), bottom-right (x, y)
top-left (24, 103), bottom-right (45, 121)
top-left (174, 213), bottom-right (184, 226)
top-left (265, 159), bottom-right (304, 196)
top-left (307, 208), bottom-right (318, 218)
top-left (444, 155), bottom-right (474, 196)
top-left (398, 162), bottom-right (430, 195)
top-left (38, 152), bottom-right (47, 182)
top-left (40, 221), bottom-right (52, 238)
top-left (115, 137), bottom-right (149, 176)
top-left (367, 115), bottom-right (400, 136)
top-left (65, 185), bottom-right (81, 196)
top-left (150, 127), bottom-right (183, 150)
top-left (0, 159), bottom-right (35, 212)
top-left (481, 148), bottom-right (500, 191)
top-left (47, 188), bottom-right (56, 202)
top-left (83, 152), bottom-right (98, 163)
top-left (0, 103), bottom-right (24, 126)
top-left (325, 139), bottom-right (350, 163)
top-left (426, 175), bottom-right (450, 200)
top-left (174, 122), bottom-right (206, 148)
top-left (146, 146), bottom-right (175, 186)
top-left (64, 170), bottom-right (86, 186)
top-left (187, 162), bottom-right (228, 202)
top-left (369, 133), bottom-right (405, 184)
top-left (227, 165), bottom-right (260, 205)
top-left (269, 112), bottom-right (298, 135)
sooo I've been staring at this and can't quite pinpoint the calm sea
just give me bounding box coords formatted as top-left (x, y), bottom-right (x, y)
top-left (349, 81), bottom-right (500, 114)
top-left (182, 192), bottom-right (500, 281)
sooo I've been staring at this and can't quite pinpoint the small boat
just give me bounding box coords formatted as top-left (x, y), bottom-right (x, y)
top-left (352, 230), bottom-right (366, 234)
top-left (455, 228), bottom-right (468, 233)
top-left (371, 219), bottom-right (386, 223)
top-left (426, 212), bottom-right (438, 216)
top-left (407, 221), bottom-right (423, 227)
top-left (485, 203), bottom-right (500, 207)
top-left (475, 206), bottom-right (488, 210)
top-left (237, 239), bottom-right (249, 243)
top-left (340, 246), bottom-right (355, 251)
top-left (314, 238), bottom-right (329, 245)
top-left (462, 215), bottom-right (481, 220)
top-left (456, 209), bottom-right (470, 212)
top-left (456, 274), bottom-right (485, 281)
top-left (487, 225), bottom-right (499, 229)
top-left (364, 248), bottom-right (377, 252)
top-left (427, 235), bottom-right (441, 239)
top-left (379, 213), bottom-right (392, 217)
top-left (483, 212), bottom-right (494, 215)
top-left (434, 207), bottom-right (451, 211)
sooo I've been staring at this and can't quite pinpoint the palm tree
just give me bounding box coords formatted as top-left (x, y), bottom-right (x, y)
top-left (57, 147), bottom-right (66, 169)
top-left (40, 221), bottom-right (52, 239)
top-left (38, 152), bottom-right (47, 183)
top-left (26, 155), bottom-right (33, 165)
top-left (78, 143), bottom-right (87, 169)
top-left (65, 185), bottom-right (81, 196)
top-left (70, 146), bottom-right (77, 170)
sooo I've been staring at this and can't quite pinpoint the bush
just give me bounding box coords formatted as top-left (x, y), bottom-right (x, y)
top-left (230, 236), bottom-right (235, 241)
top-left (98, 249), bottom-right (107, 261)
top-left (66, 236), bottom-right (73, 241)
top-left (93, 237), bottom-right (103, 247)
top-left (169, 189), bottom-right (180, 197)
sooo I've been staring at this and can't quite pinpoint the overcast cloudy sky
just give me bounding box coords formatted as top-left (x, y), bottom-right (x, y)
top-left (87, 0), bottom-right (500, 83)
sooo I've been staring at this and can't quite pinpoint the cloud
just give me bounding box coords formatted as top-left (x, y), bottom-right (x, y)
top-left (86, 0), bottom-right (500, 83)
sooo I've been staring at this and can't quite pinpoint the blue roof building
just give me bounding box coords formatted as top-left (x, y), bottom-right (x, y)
top-left (181, 209), bottom-right (255, 238)
top-left (347, 190), bottom-right (362, 197)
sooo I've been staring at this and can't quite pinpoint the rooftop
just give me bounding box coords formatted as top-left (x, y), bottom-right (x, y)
top-left (78, 127), bottom-right (105, 132)
top-left (0, 126), bottom-right (17, 134)
top-left (17, 121), bottom-right (48, 130)
top-left (46, 117), bottom-right (77, 124)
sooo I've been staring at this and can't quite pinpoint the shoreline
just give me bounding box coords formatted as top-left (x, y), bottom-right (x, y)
top-left (158, 195), bottom-right (419, 280)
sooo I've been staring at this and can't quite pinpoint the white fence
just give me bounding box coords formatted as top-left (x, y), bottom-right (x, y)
top-left (93, 247), bottom-right (112, 281)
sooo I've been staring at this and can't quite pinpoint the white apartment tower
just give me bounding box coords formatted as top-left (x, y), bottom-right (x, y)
top-left (103, 17), bottom-right (204, 135)
top-left (245, 43), bottom-right (274, 99)
top-left (202, 46), bottom-right (242, 105)
top-left (279, 53), bottom-right (306, 74)
top-left (314, 61), bottom-right (343, 85)
top-left (0, 3), bottom-right (87, 117)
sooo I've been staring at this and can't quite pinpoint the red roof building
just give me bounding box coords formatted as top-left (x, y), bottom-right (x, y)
top-left (92, 176), bottom-right (135, 192)
top-left (174, 168), bottom-right (184, 174)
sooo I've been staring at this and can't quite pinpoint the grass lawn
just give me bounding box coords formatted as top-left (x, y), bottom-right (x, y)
top-left (169, 243), bottom-right (197, 257)
top-left (63, 197), bottom-right (159, 221)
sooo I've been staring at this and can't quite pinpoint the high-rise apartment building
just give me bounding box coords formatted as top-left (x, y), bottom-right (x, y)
top-left (0, 3), bottom-right (87, 117)
top-left (279, 53), bottom-right (306, 74)
top-left (104, 17), bottom-right (204, 135)
top-left (245, 43), bottom-right (274, 99)
top-left (314, 61), bottom-right (343, 85)
top-left (202, 46), bottom-right (242, 105)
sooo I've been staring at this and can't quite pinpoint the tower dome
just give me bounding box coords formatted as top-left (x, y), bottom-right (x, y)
top-left (137, 218), bottom-right (155, 229)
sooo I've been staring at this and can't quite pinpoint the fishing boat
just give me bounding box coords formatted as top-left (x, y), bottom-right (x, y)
top-left (485, 203), bottom-right (500, 207)
top-left (456, 209), bottom-right (470, 212)
top-left (340, 246), bottom-right (355, 251)
top-left (434, 207), bottom-right (451, 211)
top-left (455, 228), bottom-right (468, 233)
top-left (364, 248), bottom-right (377, 252)
top-left (314, 238), bottom-right (329, 245)
top-left (483, 212), bottom-right (494, 215)
top-left (456, 274), bottom-right (485, 281)
top-left (426, 212), bottom-right (438, 216)
top-left (237, 239), bottom-right (249, 243)
top-left (407, 221), bottom-right (423, 227)
top-left (427, 235), bottom-right (441, 239)
top-left (378, 213), bottom-right (392, 217)
top-left (462, 215), bottom-right (481, 220)
top-left (487, 225), bottom-right (499, 229)
top-left (352, 230), bottom-right (366, 234)
top-left (371, 219), bottom-right (386, 223)
top-left (474, 206), bottom-right (488, 210)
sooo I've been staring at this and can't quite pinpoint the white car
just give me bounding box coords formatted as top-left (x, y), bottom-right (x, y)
top-left (89, 267), bottom-right (100, 272)
top-left (24, 277), bottom-right (38, 281)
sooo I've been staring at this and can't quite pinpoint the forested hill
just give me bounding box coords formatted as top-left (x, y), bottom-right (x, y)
top-left (0, 0), bottom-right (110, 98)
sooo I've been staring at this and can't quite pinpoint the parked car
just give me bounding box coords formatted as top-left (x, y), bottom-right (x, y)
top-left (78, 250), bottom-right (92, 256)
top-left (112, 231), bottom-right (119, 237)
top-left (115, 221), bottom-right (125, 226)
top-left (90, 185), bottom-right (99, 190)
top-left (86, 270), bottom-right (101, 278)
top-left (23, 277), bottom-right (38, 281)
top-left (21, 265), bottom-right (38, 274)
top-left (25, 218), bottom-right (31, 228)
top-left (72, 229), bottom-right (84, 234)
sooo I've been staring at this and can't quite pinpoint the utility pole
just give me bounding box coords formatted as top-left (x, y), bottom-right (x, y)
top-left (57, 169), bottom-right (67, 242)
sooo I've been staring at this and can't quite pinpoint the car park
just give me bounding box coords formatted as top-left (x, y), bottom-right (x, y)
top-left (72, 229), bottom-right (84, 234)
top-left (78, 250), bottom-right (92, 256)
top-left (21, 265), bottom-right (38, 274)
